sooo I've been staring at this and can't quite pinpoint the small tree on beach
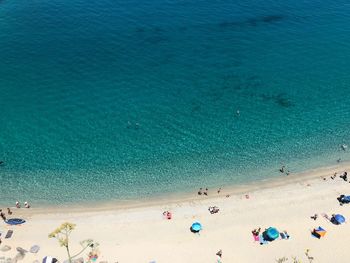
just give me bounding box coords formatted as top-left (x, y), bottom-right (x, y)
top-left (49, 222), bottom-right (99, 263)
top-left (305, 249), bottom-right (314, 263)
top-left (276, 257), bottom-right (288, 263)
top-left (291, 257), bottom-right (302, 263)
top-left (276, 256), bottom-right (301, 263)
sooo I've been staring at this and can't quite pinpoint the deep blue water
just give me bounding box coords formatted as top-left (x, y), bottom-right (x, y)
top-left (1, 0), bottom-right (350, 205)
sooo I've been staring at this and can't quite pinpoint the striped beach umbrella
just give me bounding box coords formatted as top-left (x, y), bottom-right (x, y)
top-left (42, 256), bottom-right (58, 263)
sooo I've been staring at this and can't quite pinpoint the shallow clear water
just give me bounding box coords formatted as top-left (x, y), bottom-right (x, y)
top-left (1, 0), bottom-right (350, 205)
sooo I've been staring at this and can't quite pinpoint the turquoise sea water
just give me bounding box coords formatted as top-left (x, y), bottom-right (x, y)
top-left (1, 0), bottom-right (350, 205)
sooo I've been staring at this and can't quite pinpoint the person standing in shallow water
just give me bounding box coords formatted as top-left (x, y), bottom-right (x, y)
top-left (198, 188), bottom-right (203, 195)
top-left (279, 165), bottom-right (285, 173)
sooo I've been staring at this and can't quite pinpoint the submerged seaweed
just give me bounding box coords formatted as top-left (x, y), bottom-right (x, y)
top-left (219, 14), bottom-right (286, 29)
top-left (260, 93), bottom-right (294, 108)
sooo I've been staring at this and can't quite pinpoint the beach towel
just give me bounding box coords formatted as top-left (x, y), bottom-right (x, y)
top-left (16, 247), bottom-right (28, 254)
top-left (5, 230), bottom-right (13, 239)
top-left (259, 235), bottom-right (268, 245)
top-left (252, 234), bottom-right (259, 242)
top-left (30, 245), bottom-right (40, 253)
top-left (0, 245), bottom-right (11, 252)
top-left (281, 231), bottom-right (290, 240)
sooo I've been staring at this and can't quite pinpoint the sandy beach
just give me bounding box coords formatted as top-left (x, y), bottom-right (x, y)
top-left (1, 163), bottom-right (350, 263)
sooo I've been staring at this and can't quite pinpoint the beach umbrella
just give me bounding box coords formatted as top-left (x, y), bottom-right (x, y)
top-left (333, 214), bottom-right (345, 224)
top-left (343, 196), bottom-right (350, 203)
top-left (264, 227), bottom-right (279, 241)
top-left (6, 218), bottom-right (26, 225)
top-left (191, 222), bottom-right (202, 233)
top-left (42, 256), bottom-right (58, 263)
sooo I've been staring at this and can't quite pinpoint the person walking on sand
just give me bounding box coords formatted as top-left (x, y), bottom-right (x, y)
top-left (331, 172), bottom-right (337, 180)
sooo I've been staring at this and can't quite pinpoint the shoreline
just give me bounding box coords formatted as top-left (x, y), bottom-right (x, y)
top-left (10, 161), bottom-right (350, 215)
top-left (1, 161), bottom-right (350, 262)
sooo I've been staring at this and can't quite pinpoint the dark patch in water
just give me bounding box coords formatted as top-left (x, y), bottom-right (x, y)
top-left (191, 104), bottom-right (201, 113)
top-left (219, 14), bottom-right (285, 29)
top-left (153, 27), bottom-right (165, 33)
top-left (260, 93), bottom-right (294, 108)
top-left (134, 26), bottom-right (169, 45)
top-left (136, 27), bottom-right (146, 33)
top-left (221, 74), bottom-right (262, 93)
top-left (275, 95), bottom-right (294, 108)
top-left (218, 21), bottom-right (241, 28)
top-left (144, 35), bottom-right (168, 45)
top-left (261, 15), bottom-right (284, 23)
top-left (189, 100), bottom-right (204, 114)
top-left (178, 26), bottom-right (188, 32)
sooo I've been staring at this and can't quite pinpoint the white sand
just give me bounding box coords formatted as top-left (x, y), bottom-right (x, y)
top-left (1, 163), bottom-right (350, 262)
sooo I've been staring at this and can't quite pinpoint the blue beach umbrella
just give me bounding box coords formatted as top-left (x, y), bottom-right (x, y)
top-left (333, 214), bottom-right (345, 224)
top-left (191, 222), bottom-right (202, 233)
top-left (264, 227), bottom-right (279, 241)
top-left (6, 218), bottom-right (26, 225)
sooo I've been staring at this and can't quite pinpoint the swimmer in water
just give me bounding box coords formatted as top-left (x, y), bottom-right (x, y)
top-left (279, 165), bottom-right (285, 173)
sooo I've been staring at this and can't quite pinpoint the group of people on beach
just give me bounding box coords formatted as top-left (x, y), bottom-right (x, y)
top-left (252, 227), bottom-right (290, 243)
top-left (198, 188), bottom-right (209, 196)
top-left (162, 211), bottom-right (172, 220)
top-left (16, 201), bottom-right (30, 208)
top-left (279, 165), bottom-right (290, 175)
top-left (323, 171), bottom-right (349, 183)
top-left (208, 206), bottom-right (220, 214)
top-left (198, 187), bottom-right (223, 196)
top-left (0, 208), bottom-right (12, 221)
top-left (0, 201), bottom-right (30, 221)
